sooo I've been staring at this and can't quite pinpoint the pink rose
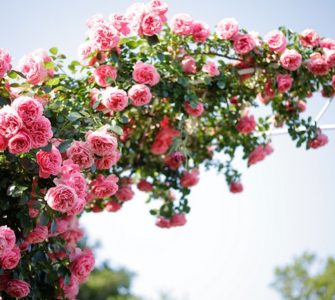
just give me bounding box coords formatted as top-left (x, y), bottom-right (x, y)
top-left (320, 38), bottom-right (335, 50)
top-left (0, 226), bottom-right (16, 257)
top-left (59, 274), bottom-right (79, 300)
top-left (116, 185), bottom-right (134, 201)
top-left (12, 96), bottom-right (44, 126)
top-left (147, 0), bottom-right (168, 16)
top-left (78, 42), bottom-right (97, 67)
top-left (151, 125), bottom-right (180, 155)
top-left (276, 74), bottom-right (293, 93)
top-left (192, 21), bottom-right (210, 43)
top-left (0, 134), bottom-right (7, 151)
top-left (109, 13), bottom-right (130, 36)
top-left (164, 151), bottom-right (185, 170)
top-left (140, 12), bottom-right (163, 36)
top-left (0, 106), bottom-right (23, 139)
top-left (233, 34), bottom-right (255, 55)
top-left (236, 113), bottom-right (256, 134)
top-left (56, 172), bottom-right (87, 200)
top-left (230, 181), bottom-right (243, 193)
top-left (17, 52), bottom-right (48, 85)
top-left (307, 53), bottom-right (329, 76)
top-left (180, 168), bottom-right (199, 188)
top-left (0, 48), bottom-right (12, 78)
top-left (89, 88), bottom-right (106, 112)
top-left (26, 116), bottom-right (53, 148)
top-left (90, 174), bottom-right (119, 199)
top-left (128, 84), bottom-right (152, 106)
top-left (248, 144), bottom-right (273, 166)
top-left (86, 128), bottom-right (118, 156)
top-left (45, 184), bottom-right (78, 213)
top-left (324, 49), bottom-right (335, 67)
top-left (95, 150), bottom-right (121, 170)
top-left (8, 131), bottom-right (31, 154)
top-left (300, 29), bottom-right (320, 48)
top-left (105, 200), bottom-right (122, 212)
top-left (216, 18), bottom-right (239, 40)
top-left (61, 228), bottom-right (84, 246)
top-left (5, 279), bottom-right (30, 299)
top-left (170, 213), bottom-right (187, 227)
top-left (171, 13), bottom-right (194, 35)
top-left (86, 14), bottom-right (104, 29)
top-left (25, 225), bottom-right (48, 244)
top-left (280, 49), bottom-right (302, 71)
top-left (102, 87), bottom-right (128, 112)
top-left (202, 61), bottom-right (219, 77)
top-left (264, 30), bottom-right (287, 53)
top-left (89, 23), bottom-right (120, 51)
top-left (1, 245), bottom-right (20, 269)
top-left (137, 179), bottom-right (153, 192)
top-left (67, 197), bottom-right (86, 216)
top-left (69, 248), bottom-right (95, 283)
top-left (181, 56), bottom-right (197, 74)
top-left (184, 101), bottom-right (204, 117)
top-left (156, 216), bottom-right (171, 228)
top-left (132, 62), bottom-right (160, 86)
top-left (66, 141), bottom-right (94, 169)
top-left (308, 131), bottom-right (328, 149)
top-left (93, 65), bottom-right (117, 87)
top-left (36, 146), bottom-right (62, 178)
top-left (297, 100), bottom-right (307, 112)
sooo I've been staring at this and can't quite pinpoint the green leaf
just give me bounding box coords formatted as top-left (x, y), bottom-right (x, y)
top-left (58, 140), bottom-right (72, 153)
top-left (38, 211), bottom-right (50, 226)
top-left (49, 47), bottom-right (58, 55)
top-left (41, 142), bottom-right (52, 152)
top-left (44, 61), bottom-right (54, 70)
top-left (110, 124), bottom-right (123, 136)
top-left (50, 219), bottom-right (57, 234)
top-left (147, 35), bottom-right (159, 46)
top-left (67, 112), bottom-right (82, 122)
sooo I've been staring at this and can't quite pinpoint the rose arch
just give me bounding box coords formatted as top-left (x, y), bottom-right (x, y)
top-left (0, 0), bottom-right (334, 298)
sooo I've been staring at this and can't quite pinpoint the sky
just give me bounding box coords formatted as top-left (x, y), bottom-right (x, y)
top-left (1, 0), bottom-right (335, 299)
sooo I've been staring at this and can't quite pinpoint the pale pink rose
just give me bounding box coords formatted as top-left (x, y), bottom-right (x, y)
top-left (236, 113), bottom-right (256, 134)
top-left (332, 75), bottom-right (335, 88)
top-left (249, 31), bottom-right (261, 48)
top-left (90, 174), bottom-right (119, 199)
top-left (155, 216), bottom-right (171, 228)
top-left (180, 168), bottom-right (199, 188)
top-left (137, 179), bottom-right (153, 192)
top-left (5, 279), bottom-right (30, 299)
top-left (170, 213), bottom-right (187, 227)
top-left (93, 65), bottom-right (117, 87)
top-left (184, 101), bottom-right (204, 117)
top-left (151, 126), bottom-right (180, 155)
top-left (105, 200), bottom-right (122, 212)
top-left (17, 52), bottom-right (48, 85)
top-left (276, 74), bottom-right (293, 93)
top-left (308, 131), bottom-right (328, 149)
top-left (216, 18), bottom-right (239, 40)
top-left (125, 3), bottom-right (146, 34)
top-left (59, 159), bottom-right (81, 176)
top-left (69, 248), bottom-right (95, 283)
top-left (164, 151), bottom-right (185, 170)
top-left (324, 49), bottom-right (335, 67)
top-left (1, 246), bottom-right (20, 269)
top-left (8, 131), bottom-right (31, 154)
top-left (59, 275), bottom-right (79, 300)
top-left (45, 184), bottom-right (78, 213)
top-left (202, 61), bottom-right (219, 77)
top-left (25, 225), bottom-right (48, 244)
top-left (300, 29), bottom-right (320, 48)
top-left (297, 100), bottom-right (307, 112)
top-left (109, 13), bottom-right (130, 36)
top-left (171, 13), bottom-right (194, 35)
top-left (280, 49), bottom-right (302, 71)
top-left (0, 134), bottom-right (7, 151)
top-left (0, 106), bottom-right (23, 139)
top-left (0, 48), bottom-right (12, 78)
top-left (140, 12), bottom-right (163, 36)
top-left (36, 146), bottom-right (62, 178)
top-left (230, 181), bottom-right (243, 193)
top-left (12, 96), bottom-right (43, 126)
top-left (248, 144), bottom-right (273, 165)
top-left (78, 42), bottom-right (97, 67)
top-left (264, 30), bottom-right (287, 53)
top-left (128, 84), bottom-right (152, 106)
top-left (115, 185), bottom-right (134, 201)
top-left (32, 48), bottom-right (54, 77)
top-left (132, 62), bottom-right (160, 86)
top-left (48, 216), bottom-right (71, 237)
top-left (89, 23), bottom-right (120, 51)
top-left (320, 38), bottom-right (335, 50)
top-left (57, 172), bottom-right (88, 200)
top-left (0, 226), bottom-right (16, 257)
top-left (181, 56), bottom-right (197, 74)
top-left (307, 53), bottom-right (329, 76)
top-left (192, 21), bottom-right (210, 43)
top-left (95, 150), bottom-right (121, 170)
top-left (86, 128), bottom-right (118, 156)
top-left (26, 116), bottom-right (53, 148)
top-left (86, 14), bottom-right (105, 29)
top-left (233, 34), bottom-right (255, 55)
top-left (147, 0), bottom-right (168, 16)
top-left (66, 141), bottom-right (94, 169)
top-left (89, 88), bottom-right (106, 112)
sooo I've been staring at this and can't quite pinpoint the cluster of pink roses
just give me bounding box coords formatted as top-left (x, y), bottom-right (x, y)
top-left (156, 213), bottom-right (187, 228)
top-left (0, 96), bottom-right (52, 154)
top-left (0, 48), bottom-right (12, 78)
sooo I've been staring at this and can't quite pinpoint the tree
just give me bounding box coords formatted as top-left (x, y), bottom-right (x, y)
top-left (272, 253), bottom-right (335, 300)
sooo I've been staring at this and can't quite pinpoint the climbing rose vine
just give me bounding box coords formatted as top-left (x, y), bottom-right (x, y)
top-left (0, 1), bottom-right (334, 298)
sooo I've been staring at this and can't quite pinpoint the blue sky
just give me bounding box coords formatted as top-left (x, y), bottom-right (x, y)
top-left (1, 1), bottom-right (335, 299)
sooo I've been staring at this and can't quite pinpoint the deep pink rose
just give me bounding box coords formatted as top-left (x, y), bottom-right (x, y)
top-left (59, 274), bottom-right (79, 300)
top-left (156, 216), bottom-right (171, 228)
top-left (25, 225), bottom-right (48, 244)
top-left (180, 168), bottom-right (200, 188)
top-left (0, 48), bottom-right (12, 78)
top-left (56, 172), bottom-right (88, 200)
top-left (137, 179), bottom-right (153, 192)
top-left (202, 61), bottom-right (219, 77)
top-left (300, 29), bottom-right (320, 48)
top-left (8, 131), bottom-right (32, 154)
top-left (320, 38), bottom-right (335, 50)
top-left (93, 65), bottom-right (117, 87)
top-left (1, 245), bottom-right (20, 269)
top-left (102, 87), bottom-right (128, 112)
top-left (69, 248), bottom-right (95, 283)
top-left (170, 213), bottom-right (187, 227)
top-left (308, 131), bottom-right (328, 149)
top-left (0, 106), bottom-right (23, 139)
top-left (0, 226), bottom-right (16, 258)
top-left (67, 196), bottom-right (86, 216)
top-left (36, 146), bottom-right (62, 178)
top-left (26, 116), bottom-right (53, 148)
top-left (140, 12), bottom-right (163, 36)
top-left (324, 49), bottom-right (335, 67)
top-left (184, 101), bottom-right (204, 117)
top-left (90, 174), bottom-right (119, 199)
top-left (264, 30), bottom-right (287, 53)
top-left (128, 84), bottom-right (152, 106)
top-left (248, 144), bottom-right (273, 166)
top-left (276, 74), bottom-right (293, 93)
top-left (12, 96), bottom-right (43, 126)
top-left (78, 41), bottom-right (97, 67)
top-left (105, 200), bottom-right (122, 212)
top-left (151, 126), bottom-right (180, 155)
top-left (181, 56), bottom-right (197, 74)
top-left (115, 185), bottom-right (134, 202)
top-left (95, 150), bottom-right (121, 170)
top-left (59, 159), bottom-right (81, 176)
top-left (109, 13), bottom-right (130, 36)
top-left (66, 141), bottom-right (94, 169)
top-left (164, 151), bottom-right (185, 170)
top-left (307, 53), bottom-right (329, 76)
top-left (5, 279), bottom-right (30, 298)
top-left (45, 184), bottom-right (78, 213)
top-left (86, 128), bottom-right (118, 156)
top-left (132, 62), bottom-right (160, 86)
top-left (236, 113), bottom-right (256, 134)
top-left (280, 49), bottom-right (302, 71)
top-left (0, 134), bottom-right (7, 151)
top-left (216, 18), bottom-right (239, 40)
top-left (89, 23), bottom-right (120, 51)
top-left (230, 181), bottom-right (244, 193)
top-left (233, 34), bottom-right (255, 55)
top-left (86, 14), bottom-right (104, 29)
top-left (171, 13), bottom-right (194, 35)
top-left (192, 21), bottom-right (210, 43)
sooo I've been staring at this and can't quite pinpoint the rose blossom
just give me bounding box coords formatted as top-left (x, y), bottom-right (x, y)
top-left (0, 134), bottom-right (7, 151)
top-left (297, 100), bottom-right (307, 112)
top-left (171, 13), bottom-right (194, 35)
top-left (78, 41), bottom-right (97, 67)
top-left (202, 61), bottom-right (219, 77)
top-left (125, 3), bottom-right (146, 34)
top-left (67, 141), bottom-right (94, 169)
top-left (93, 65), bottom-right (117, 87)
top-left (164, 151), bottom-right (185, 170)
top-left (89, 23), bottom-right (120, 51)
top-left (320, 38), bottom-right (335, 50)
top-left (12, 96), bottom-right (44, 125)
top-left (137, 179), bottom-right (153, 192)
top-left (180, 168), bottom-right (199, 188)
top-left (192, 21), bottom-right (210, 43)
top-left (216, 18), bottom-right (239, 40)
top-left (276, 74), bottom-right (293, 93)
top-left (36, 146), bottom-right (62, 178)
top-left (17, 52), bottom-right (48, 85)
top-left (300, 29), bottom-right (320, 48)
top-left (67, 197), bottom-right (86, 216)
top-left (184, 101), bottom-right (204, 117)
top-left (27, 116), bottom-right (53, 148)
top-left (280, 49), bottom-right (302, 71)
top-left (45, 184), bottom-right (78, 213)
top-left (128, 84), bottom-right (152, 106)
top-left (181, 56), bottom-right (197, 74)
top-left (89, 88), bottom-right (106, 112)
top-left (0, 226), bottom-right (16, 257)
top-left (233, 34), bottom-right (255, 55)
top-left (56, 172), bottom-right (88, 200)
top-left (147, 0), bottom-right (168, 16)
top-left (170, 213), bottom-right (187, 227)
top-left (156, 216), bottom-right (171, 228)
top-left (105, 200), bottom-right (122, 212)
top-left (86, 128), bottom-right (118, 156)
top-left (132, 62), bottom-right (160, 86)
top-left (86, 14), bottom-right (104, 29)
top-left (116, 185), bottom-right (134, 201)
top-left (236, 113), bottom-right (256, 134)
top-left (25, 225), bottom-right (48, 244)
top-left (95, 151), bottom-right (121, 170)
top-left (324, 49), bottom-right (335, 67)
top-left (248, 144), bottom-right (274, 166)
top-left (102, 87), bottom-right (128, 112)
top-left (59, 159), bottom-right (81, 176)
top-left (1, 245), bottom-right (20, 269)
top-left (308, 131), bottom-right (328, 149)
top-left (5, 279), bottom-right (30, 298)
top-left (59, 275), bottom-right (79, 300)
top-left (264, 30), bottom-right (287, 53)
top-left (140, 12), bottom-right (163, 36)
top-left (90, 174), bottom-right (119, 199)
top-left (0, 48), bottom-right (12, 78)
top-left (307, 53), bottom-right (329, 76)
top-left (0, 105), bottom-right (23, 139)
top-left (230, 181), bottom-right (244, 193)
top-left (8, 131), bottom-right (32, 154)
top-left (69, 248), bottom-right (95, 283)
top-left (109, 13), bottom-right (130, 36)
top-left (151, 125), bottom-right (180, 155)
